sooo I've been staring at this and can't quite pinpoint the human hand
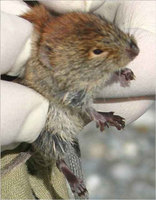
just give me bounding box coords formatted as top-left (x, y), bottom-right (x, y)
top-left (1, 0), bottom-right (49, 151)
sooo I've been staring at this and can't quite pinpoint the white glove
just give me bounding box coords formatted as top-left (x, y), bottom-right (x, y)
top-left (1, 1), bottom-right (49, 151)
top-left (1, 0), bottom-right (155, 151)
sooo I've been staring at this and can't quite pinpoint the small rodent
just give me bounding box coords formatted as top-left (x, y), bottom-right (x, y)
top-left (2, 4), bottom-right (139, 199)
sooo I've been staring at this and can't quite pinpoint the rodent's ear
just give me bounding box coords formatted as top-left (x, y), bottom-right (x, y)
top-left (39, 45), bottom-right (52, 69)
top-left (88, 48), bottom-right (108, 59)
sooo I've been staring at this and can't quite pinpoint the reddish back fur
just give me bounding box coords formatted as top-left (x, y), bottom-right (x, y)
top-left (21, 5), bottom-right (52, 32)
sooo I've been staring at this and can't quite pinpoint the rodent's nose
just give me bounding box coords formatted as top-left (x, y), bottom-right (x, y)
top-left (126, 41), bottom-right (139, 60)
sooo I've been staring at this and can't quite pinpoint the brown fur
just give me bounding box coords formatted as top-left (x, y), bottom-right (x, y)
top-left (21, 5), bottom-right (52, 32)
top-left (21, 5), bottom-right (138, 99)
top-left (3, 6), bottom-right (139, 198)
top-left (19, 5), bottom-right (139, 162)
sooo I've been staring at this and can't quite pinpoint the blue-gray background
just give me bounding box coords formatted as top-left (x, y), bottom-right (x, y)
top-left (79, 104), bottom-right (155, 199)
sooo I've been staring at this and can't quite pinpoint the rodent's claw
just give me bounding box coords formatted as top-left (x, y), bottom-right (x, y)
top-left (90, 111), bottom-right (107, 131)
top-left (96, 112), bottom-right (125, 131)
top-left (71, 178), bottom-right (88, 198)
top-left (108, 114), bottom-right (125, 130)
top-left (88, 109), bottom-right (125, 131)
top-left (96, 121), bottom-right (109, 132)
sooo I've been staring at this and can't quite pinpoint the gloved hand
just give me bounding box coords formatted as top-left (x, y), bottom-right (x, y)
top-left (1, 0), bottom-right (155, 151)
top-left (1, 1), bottom-right (49, 151)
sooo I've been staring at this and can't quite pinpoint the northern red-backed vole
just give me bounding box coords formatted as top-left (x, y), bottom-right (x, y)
top-left (2, 5), bottom-right (139, 199)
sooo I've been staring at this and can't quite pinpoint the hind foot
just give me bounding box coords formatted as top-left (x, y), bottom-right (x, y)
top-left (56, 159), bottom-right (88, 198)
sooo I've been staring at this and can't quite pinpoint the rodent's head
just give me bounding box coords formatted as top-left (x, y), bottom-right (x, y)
top-left (39, 12), bottom-right (139, 89)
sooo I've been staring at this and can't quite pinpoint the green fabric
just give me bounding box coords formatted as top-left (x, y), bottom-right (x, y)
top-left (1, 149), bottom-right (69, 200)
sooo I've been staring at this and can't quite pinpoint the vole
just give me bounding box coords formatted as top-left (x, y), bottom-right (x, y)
top-left (1, 5), bottom-right (139, 199)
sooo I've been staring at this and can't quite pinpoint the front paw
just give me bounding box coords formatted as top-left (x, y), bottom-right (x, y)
top-left (116, 68), bottom-right (135, 81)
top-left (98, 112), bottom-right (125, 131)
top-left (87, 108), bottom-right (125, 131)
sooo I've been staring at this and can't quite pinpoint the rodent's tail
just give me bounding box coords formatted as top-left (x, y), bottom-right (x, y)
top-left (21, 5), bottom-right (51, 31)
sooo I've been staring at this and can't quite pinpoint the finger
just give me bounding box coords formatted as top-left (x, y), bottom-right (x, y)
top-left (38, 0), bottom-right (105, 13)
top-left (1, 12), bottom-right (32, 75)
top-left (1, 81), bottom-right (49, 151)
top-left (1, 0), bottom-right (30, 15)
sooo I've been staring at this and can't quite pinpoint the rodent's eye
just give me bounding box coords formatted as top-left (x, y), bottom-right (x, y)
top-left (89, 48), bottom-right (108, 59)
top-left (93, 49), bottom-right (103, 55)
